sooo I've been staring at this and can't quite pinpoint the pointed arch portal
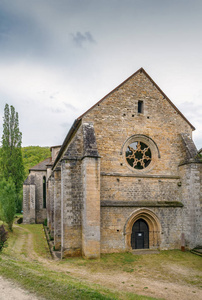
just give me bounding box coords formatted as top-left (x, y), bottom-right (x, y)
top-left (124, 209), bottom-right (161, 250)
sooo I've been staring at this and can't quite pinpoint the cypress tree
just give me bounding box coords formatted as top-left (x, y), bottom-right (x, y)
top-left (0, 104), bottom-right (24, 212)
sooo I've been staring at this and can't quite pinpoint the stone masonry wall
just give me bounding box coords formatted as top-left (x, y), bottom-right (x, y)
top-left (29, 170), bottom-right (47, 223)
top-left (23, 171), bottom-right (47, 224)
top-left (200, 163), bottom-right (202, 244)
top-left (82, 70), bottom-right (194, 252)
top-left (47, 174), bottom-right (55, 236)
top-left (101, 175), bottom-right (181, 202)
top-left (81, 123), bottom-right (101, 258)
top-left (179, 162), bottom-right (202, 249)
top-left (54, 168), bottom-right (61, 250)
top-left (61, 125), bottom-right (83, 257)
top-left (23, 183), bottom-right (36, 224)
top-left (82, 71), bottom-right (192, 176)
top-left (100, 206), bottom-right (183, 252)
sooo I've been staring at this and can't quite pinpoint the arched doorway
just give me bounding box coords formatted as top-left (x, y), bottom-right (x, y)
top-left (131, 218), bottom-right (149, 249)
top-left (124, 209), bottom-right (161, 250)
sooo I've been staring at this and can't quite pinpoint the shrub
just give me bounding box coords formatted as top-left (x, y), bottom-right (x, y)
top-left (0, 178), bottom-right (16, 231)
top-left (0, 225), bottom-right (8, 252)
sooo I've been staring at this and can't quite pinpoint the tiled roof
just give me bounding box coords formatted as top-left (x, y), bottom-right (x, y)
top-left (29, 157), bottom-right (52, 171)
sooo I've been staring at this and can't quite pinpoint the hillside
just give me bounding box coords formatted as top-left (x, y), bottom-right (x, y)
top-left (22, 146), bottom-right (51, 179)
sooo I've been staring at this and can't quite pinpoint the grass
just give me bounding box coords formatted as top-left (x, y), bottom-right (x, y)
top-left (24, 224), bottom-right (52, 258)
top-left (0, 224), bottom-right (158, 300)
top-left (60, 249), bottom-right (202, 281)
top-left (62, 252), bottom-right (140, 274)
top-left (1, 223), bottom-right (202, 300)
top-left (0, 256), bottom-right (120, 300)
top-left (15, 213), bottom-right (23, 218)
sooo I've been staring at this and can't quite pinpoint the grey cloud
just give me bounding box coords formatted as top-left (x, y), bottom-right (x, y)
top-left (0, 4), bottom-right (52, 60)
top-left (49, 92), bottom-right (59, 100)
top-left (63, 102), bottom-right (77, 111)
top-left (71, 31), bottom-right (96, 47)
top-left (48, 107), bottom-right (64, 114)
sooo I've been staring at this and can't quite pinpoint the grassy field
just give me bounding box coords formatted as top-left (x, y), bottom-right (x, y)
top-left (0, 223), bottom-right (202, 300)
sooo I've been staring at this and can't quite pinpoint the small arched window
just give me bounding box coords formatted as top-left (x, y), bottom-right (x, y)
top-left (43, 176), bottom-right (46, 208)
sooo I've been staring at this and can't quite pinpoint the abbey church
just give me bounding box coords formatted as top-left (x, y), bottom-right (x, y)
top-left (23, 68), bottom-right (202, 258)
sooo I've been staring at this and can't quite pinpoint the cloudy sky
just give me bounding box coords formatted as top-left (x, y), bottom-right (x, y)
top-left (0, 0), bottom-right (201, 149)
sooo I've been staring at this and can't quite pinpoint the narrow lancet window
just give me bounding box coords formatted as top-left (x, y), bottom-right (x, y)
top-left (43, 176), bottom-right (46, 208)
top-left (138, 100), bottom-right (144, 114)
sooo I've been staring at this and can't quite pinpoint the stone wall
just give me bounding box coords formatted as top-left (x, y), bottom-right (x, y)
top-left (23, 171), bottom-right (47, 224)
top-left (54, 168), bottom-right (61, 250)
top-left (81, 123), bottom-right (101, 258)
top-left (37, 69), bottom-right (201, 256)
top-left (82, 71), bottom-right (192, 176)
top-left (29, 171), bottom-right (47, 223)
top-left (23, 181), bottom-right (36, 224)
top-left (100, 206), bottom-right (183, 252)
top-left (80, 70), bottom-right (196, 252)
top-left (179, 161), bottom-right (202, 249)
top-left (100, 175), bottom-right (181, 202)
top-left (60, 125), bottom-right (83, 257)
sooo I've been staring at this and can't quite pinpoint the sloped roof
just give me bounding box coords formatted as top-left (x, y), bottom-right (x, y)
top-left (29, 157), bottom-right (51, 172)
top-left (78, 67), bottom-right (195, 130)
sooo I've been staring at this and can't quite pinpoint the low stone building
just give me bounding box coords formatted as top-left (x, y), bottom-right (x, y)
top-left (23, 68), bottom-right (202, 258)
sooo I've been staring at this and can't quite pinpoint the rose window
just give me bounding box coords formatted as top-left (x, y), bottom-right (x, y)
top-left (125, 141), bottom-right (151, 169)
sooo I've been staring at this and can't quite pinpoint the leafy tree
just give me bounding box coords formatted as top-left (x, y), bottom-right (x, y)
top-left (22, 146), bottom-right (51, 178)
top-left (0, 104), bottom-right (24, 212)
top-left (0, 178), bottom-right (16, 231)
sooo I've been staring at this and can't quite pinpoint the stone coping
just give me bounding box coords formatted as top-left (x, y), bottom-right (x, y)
top-left (101, 200), bottom-right (183, 207)
top-left (101, 172), bottom-right (180, 179)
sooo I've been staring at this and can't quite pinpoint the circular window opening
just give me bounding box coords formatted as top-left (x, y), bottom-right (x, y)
top-left (126, 141), bottom-right (152, 170)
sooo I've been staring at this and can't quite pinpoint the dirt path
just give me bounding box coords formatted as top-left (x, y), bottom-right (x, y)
top-left (23, 228), bottom-right (202, 300)
top-left (2, 224), bottom-right (202, 300)
top-left (0, 276), bottom-right (40, 300)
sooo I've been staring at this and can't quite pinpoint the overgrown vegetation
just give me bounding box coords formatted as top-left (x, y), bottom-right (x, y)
top-left (0, 225), bottom-right (8, 252)
top-left (0, 179), bottom-right (16, 231)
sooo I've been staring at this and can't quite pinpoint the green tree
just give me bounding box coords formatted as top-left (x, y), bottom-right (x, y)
top-left (0, 104), bottom-right (24, 212)
top-left (22, 146), bottom-right (51, 178)
top-left (0, 178), bottom-right (16, 231)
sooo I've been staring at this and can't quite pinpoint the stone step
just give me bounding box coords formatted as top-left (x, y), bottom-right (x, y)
top-left (190, 248), bottom-right (202, 257)
top-left (132, 249), bottom-right (160, 255)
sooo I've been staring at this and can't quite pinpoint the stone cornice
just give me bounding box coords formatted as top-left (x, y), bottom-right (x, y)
top-left (100, 172), bottom-right (180, 179)
top-left (101, 200), bottom-right (183, 207)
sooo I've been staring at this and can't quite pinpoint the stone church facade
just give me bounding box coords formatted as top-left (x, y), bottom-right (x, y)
top-left (23, 68), bottom-right (202, 258)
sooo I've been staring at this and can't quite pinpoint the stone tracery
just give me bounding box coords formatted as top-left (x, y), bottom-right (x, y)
top-left (126, 141), bottom-right (151, 169)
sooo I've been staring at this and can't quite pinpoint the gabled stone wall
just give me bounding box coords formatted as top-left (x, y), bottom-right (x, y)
top-left (23, 69), bottom-right (201, 256)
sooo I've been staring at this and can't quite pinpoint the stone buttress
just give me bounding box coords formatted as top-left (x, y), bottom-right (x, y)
top-left (179, 134), bottom-right (202, 248)
top-left (81, 122), bottom-right (101, 258)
